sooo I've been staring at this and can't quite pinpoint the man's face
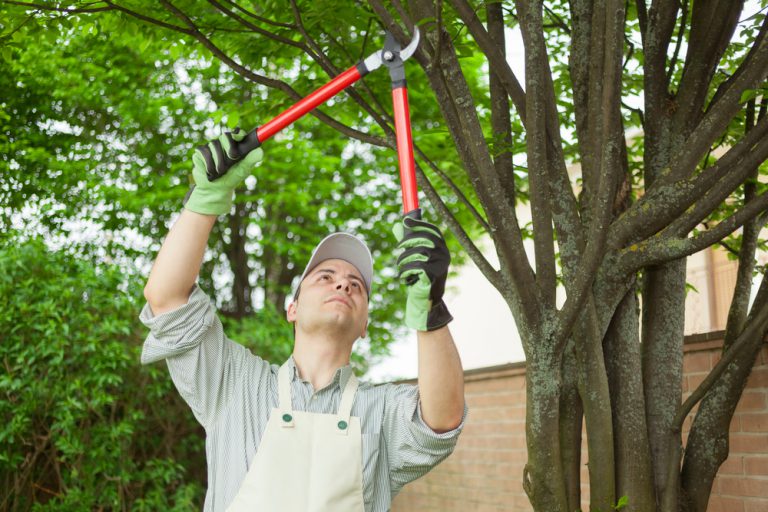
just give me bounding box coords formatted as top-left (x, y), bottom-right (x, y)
top-left (287, 258), bottom-right (369, 339)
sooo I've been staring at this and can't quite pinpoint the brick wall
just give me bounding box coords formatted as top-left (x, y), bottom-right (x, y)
top-left (391, 335), bottom-right (768, 512)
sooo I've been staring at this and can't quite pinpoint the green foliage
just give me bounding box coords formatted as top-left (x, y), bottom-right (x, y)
top-left (221, 301), bottom-right (294, 365)
top-left (0, 0), bottom-right (481, 364)
top-left (0, 237), bottom-right (205, 510)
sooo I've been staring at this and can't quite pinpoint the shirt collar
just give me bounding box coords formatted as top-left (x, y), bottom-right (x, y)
top-left (287, 355), bottom-right (353, 390)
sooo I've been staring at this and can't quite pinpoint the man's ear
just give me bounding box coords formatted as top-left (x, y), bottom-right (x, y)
top-left (360, 319), bottom-right (368, 339)
top-left (286, 301), bottom-right (297, 322)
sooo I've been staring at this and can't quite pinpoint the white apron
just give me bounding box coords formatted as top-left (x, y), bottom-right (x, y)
top-left (226, 362), bottom-right (365, 512)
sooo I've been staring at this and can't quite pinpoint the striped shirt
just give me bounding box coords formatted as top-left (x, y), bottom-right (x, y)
top-left (139, 284), bottom-right (466, 512)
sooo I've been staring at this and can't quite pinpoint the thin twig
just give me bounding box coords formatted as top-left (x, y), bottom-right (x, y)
top-left (3, 0), bottom-right (111, 13)
top-left (4, 13), bottom-right (34, 37)
top-left (206, 0), bottom-right (313, 55)
top-left (543, 4), bottom-right (570, 34)
top-left (220, 0), bottom-right (295, 29)
top-left (432, 0), bottom-right (443, 71)
top-left (103, 1), bottom-right (192, 34)
top-left (666, 0), bottom-right (689, 84)
top-left (414, 145), bottom-right (491, 233)
top-left (414, 160), bottom-right (499, 287)
top-left (288, 0), bottom-right (335, 75)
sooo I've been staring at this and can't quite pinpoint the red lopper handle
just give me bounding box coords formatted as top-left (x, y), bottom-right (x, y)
top-left (256, 66), bottom-right (363, 144)
top-left (391, 86), bottom-right (419, 215)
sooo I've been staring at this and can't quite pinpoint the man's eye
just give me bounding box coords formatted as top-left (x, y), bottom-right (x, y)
top-left (320, 274), bottom-right (331, 281)
top-left (351, 282), bottom-right (360, 288)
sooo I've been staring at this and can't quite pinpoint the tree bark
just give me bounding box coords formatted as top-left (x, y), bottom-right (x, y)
top-left (524, 337), bottom-right (569, 512)
top-left (224, 200), bottom-right (252, 318)
top-left (603, 285), bottom-right (655, 511)
top-left (559, 339), bottom-right (583, 512)
top-left (642, 260), bottom-right (687, 509)
top-left (575, 300), bottom-right (616, 511)
top-left (680, 152), bottom-right (766, 510)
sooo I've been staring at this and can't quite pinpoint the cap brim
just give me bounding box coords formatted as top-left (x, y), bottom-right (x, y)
top-left (296, 233), bottom-right (373, 299)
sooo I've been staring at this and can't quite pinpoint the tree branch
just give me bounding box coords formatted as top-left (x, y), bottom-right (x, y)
top-left (3, 0), bottom-right (111, 13)
top-left (671, 0), bottom-right (744, 138)
top-left (220, 0), bottom-right (295, 29)
top-left (413, 160), bottom-right (500, 291)
top-left (414, 145), bottom-right (491, 233)
top-left (667, 14), bottom-right (768, 182)
top-left (543, 4), bottom-right (570, 34)
top-left (447, 0), bottom-right (528, 124)
top-left (723, 154), bottom-right (760, 343)
top-left (675, 192), bottom-right (768, 255)
top-left (515, 0), bottom-right (557, 307)
top-left (608, 113), bottom-right (768, 250)
top-left (151, 0), bottom-right (385, 147)
top-left (642, 0), bottom-right (682, 185)
top-left (554, 0), bottom-right (626, 349)
top-left (485, 1), bottom-right (519, 230)
top-left (206, 0), bottom-right (313, 55)
top-left (665, 0), bottom-right (688, 85)
top-left (636, 0), bottom-right (648, 37)
top-left (620, 190), bottom-right (768, 271)
top-left (288, 0), bottom-right (331, 69)
top-left (674, 284), bottom-right (768, 432)
top-left (104, 1), bottom-right (193, 33)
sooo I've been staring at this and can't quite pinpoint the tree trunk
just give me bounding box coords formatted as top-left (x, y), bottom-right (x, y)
top-left (603, 285), bottom-right (655, 511)
top-left (642, 260), bottom-right (687, 509)
top-left (681, 254), bottom-right (768, 511)
top-left (224, 201), bottom-right (252, 318)
top-left (559, 340), bottom-right (583, 512)
top-left (575, 301), bottom-right (616, 511)
top-left (524, 343), bottom-right (569, 512)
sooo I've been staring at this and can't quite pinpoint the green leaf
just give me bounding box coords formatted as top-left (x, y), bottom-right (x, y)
top-left (740, 88), bottom-right (758, 104)
top-left (227, 110), bottom-right (240, 129)
top-left (169, 43), bottom-right (181, 60)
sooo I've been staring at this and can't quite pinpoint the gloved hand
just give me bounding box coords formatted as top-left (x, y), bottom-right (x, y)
top-left (184, 128), bottom-right (263, 216)
top-left (393, 209), bottom-right (453, 331)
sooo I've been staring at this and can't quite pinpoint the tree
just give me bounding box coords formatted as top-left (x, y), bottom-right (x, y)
top-left (3, 1), bottom-right (768, 511)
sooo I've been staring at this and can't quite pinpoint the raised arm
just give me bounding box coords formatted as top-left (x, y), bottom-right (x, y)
top-left (143, 210), bottom-right (217, 314)
top-left (393, 211), bottom-right (466, 432)
top-left (143, 128), bottom-right (263, 314)
top-left (417, 326), bottom-right (465, 432)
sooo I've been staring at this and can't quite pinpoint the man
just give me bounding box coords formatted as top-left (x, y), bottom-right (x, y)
top-left (140, 129), bottom-right (466, 511)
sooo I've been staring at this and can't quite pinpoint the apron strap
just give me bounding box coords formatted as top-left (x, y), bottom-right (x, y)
top-left (336, 368), bottom-right (357, 434)
top-left (278, 362), bottom-right (293, 412)
top-left (279, 360), bottom-right (358, 433)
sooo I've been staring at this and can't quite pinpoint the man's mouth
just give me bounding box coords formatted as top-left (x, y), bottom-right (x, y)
top-left (326, 295), bottom-right (351, 308)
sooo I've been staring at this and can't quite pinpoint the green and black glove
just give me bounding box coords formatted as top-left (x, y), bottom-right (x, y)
top-left (184, 128), bottom-right (263, 216)
top-left (393, 209), bottom-right (453, 332)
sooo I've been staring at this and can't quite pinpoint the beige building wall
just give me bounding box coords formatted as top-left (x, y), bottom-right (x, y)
top-left (685, 247), bottom-right (738, 335)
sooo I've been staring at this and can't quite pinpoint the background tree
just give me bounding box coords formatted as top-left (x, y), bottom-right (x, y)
top-left (3, 1), bottom-right (768, 511)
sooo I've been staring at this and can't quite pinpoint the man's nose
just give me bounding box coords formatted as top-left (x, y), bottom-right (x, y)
top-left (336, 280), bottom-right (350, 292)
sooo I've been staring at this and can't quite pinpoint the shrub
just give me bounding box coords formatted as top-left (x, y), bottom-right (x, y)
top-left (0, 238), bottom-right (205, 510)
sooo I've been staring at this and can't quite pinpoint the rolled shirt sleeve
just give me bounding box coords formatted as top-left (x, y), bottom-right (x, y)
top-left (382, 383), bottom-right (468, 496)
top-left (139, 284), bottom-right (269, 430)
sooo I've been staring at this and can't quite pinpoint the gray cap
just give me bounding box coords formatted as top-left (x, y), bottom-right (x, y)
top-left (295, 233), bottom-right (373, 299)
